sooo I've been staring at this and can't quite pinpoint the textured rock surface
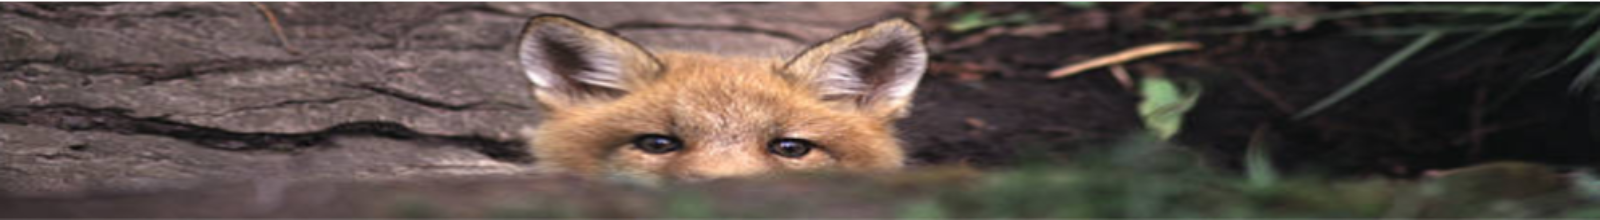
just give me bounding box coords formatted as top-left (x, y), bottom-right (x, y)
top-left (0, 2), bottom-right (912, 201)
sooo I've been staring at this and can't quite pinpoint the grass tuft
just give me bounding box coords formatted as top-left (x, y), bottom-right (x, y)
top-left (1295, 31), bottom-right (1445, 120)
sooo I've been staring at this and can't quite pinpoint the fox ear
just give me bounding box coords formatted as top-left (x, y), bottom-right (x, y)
top-left (518, 15), bottom-right (662, 111)
top-left (784, 19), bottom-right (928, 118)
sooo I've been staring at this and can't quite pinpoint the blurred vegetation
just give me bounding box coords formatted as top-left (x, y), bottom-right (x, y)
top-left (386, 133), bottom-right (1600, 218)
top-left (912, 134), bottom-right (1600, 218)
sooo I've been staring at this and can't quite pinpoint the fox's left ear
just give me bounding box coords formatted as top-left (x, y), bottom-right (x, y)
top-left (784, 19), bottom-right (928, 119)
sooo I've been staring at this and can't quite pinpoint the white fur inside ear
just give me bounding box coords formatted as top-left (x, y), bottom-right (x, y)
top-left (519, 25), bottom-right (628, 92)
top-left (815, 26), bottom-right (928, 104)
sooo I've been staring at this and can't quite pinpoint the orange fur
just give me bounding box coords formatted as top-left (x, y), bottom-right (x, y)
top-left (517, 15), bottom-right (925, 182)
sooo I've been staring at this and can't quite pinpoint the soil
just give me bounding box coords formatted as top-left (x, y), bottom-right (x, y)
top-left (915, 2), bottom-right (1598, 177)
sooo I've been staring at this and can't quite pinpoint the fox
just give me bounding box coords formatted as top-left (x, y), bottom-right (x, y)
top-left (515, 15), bottom-right (928, 182)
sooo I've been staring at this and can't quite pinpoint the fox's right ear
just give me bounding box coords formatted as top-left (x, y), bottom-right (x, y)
top-left (783, 19), bottom-right (927, 119)
top-left (518, 15), bottom-right (662, 111)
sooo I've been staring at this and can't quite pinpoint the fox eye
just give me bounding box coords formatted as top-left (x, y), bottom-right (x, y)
top-left (633, 134), bottom-right (682, 154)
top-left (767, 138), bottom-right (815, 158)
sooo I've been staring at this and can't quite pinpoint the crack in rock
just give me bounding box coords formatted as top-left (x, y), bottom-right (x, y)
top-left (1, 3), bottom-right (234, 27)
top-left (337, 83), bottom-right (528, 111)
top-left (192, 94), bottom-right (378, 117)
top-left (0, 105), bottom-right (532, 163)
top-left (5, 59), bottom-right (310, 86)
top-left (67, 58), bottom-right (306, 84)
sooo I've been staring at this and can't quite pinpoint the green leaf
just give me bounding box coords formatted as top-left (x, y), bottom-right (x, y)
top-left (1295, 31), bottom-right (1445, 120)
top-left (1137, 75), bottom-right (1203, 140)
top-left (947, 11), bottom-right (1036, 33)
top-left (947, 11), bottom-right (994, 33)
top-left (1003, 12), bottom-right (1037, 24)
top-left (1062, 2), bottom-right (1096, 9)
top-left (1241, 3), bottom-right (1270, 15)
top-left (1245, 129), bottom-right (1277, 189)
top-left (934, 2), bottom-right (962, 12)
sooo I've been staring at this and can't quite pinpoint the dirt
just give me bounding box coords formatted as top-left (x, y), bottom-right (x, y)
top-left (912, 2), bottom-right (1598, 176)
top-left (1, 2), bottom-right (1596, 217)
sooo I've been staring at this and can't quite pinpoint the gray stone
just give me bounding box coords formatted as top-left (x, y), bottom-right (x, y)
top-left (0, 25), bottom-right (59, 61)
top-left (0, 2), bottom-right (915, 206)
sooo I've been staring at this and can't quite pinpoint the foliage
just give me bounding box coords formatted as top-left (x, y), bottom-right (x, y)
top-left (417, 134), bottom-right (1600, 218)
top-left (1178, 3), bottom-right (1600, 118)
top-left (1137, 75), bottom-right (1203, 140)
top-left (1293, 31), bottom-right (1444, 119)
top-left (946, 11), bottom-right (1036, 33)
top-left (913, 135), bottom-right (1598, 218)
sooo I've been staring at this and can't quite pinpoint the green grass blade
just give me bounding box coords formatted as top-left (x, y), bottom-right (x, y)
top-left (1567, 52), bottom-right (1600, 96)
top-left (1295, 31), bottom-right (1446, 120)
top-left (1192, 4), bottom-right (1600, 35)
top-left (1315, 4), bottom-right (1599, 19)
top-left (1429, 3), bottom-right (1568, 57)
top-left (1572, 6), bottom-right (1600, 29)
top-left (1348, 21), bottom-right (1577, 36)
top-left (1488, 22), bottom-right (1600, 112)
top-left (1533, 26), bottom-right (1600, 78)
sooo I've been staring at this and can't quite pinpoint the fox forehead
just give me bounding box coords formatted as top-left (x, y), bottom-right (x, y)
top-left (608, 52), bottom-right (852, 142)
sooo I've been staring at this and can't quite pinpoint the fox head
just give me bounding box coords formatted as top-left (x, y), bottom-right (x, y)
top-left (516, 15), bottom-right (927, 182)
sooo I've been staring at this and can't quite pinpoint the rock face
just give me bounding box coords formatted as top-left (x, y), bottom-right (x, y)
top-left (0, 2), bottom-right (912, 200)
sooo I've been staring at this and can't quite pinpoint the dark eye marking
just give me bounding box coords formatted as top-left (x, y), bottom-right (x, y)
top-left (633, 134), bottom-right (683, 154)
top-left (767, 138), bottom-right (815, 158)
